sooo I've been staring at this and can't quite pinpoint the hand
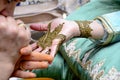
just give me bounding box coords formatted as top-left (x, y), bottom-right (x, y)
top-left (21, 18), bottom-right (80, 57)
top-left (12, 44), bottom-right (53, 78)
top-left (0, 15), bottom-right (31, 80)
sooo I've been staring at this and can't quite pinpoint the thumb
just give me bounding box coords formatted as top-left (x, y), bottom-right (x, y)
top-left (50, 34), bottom-right (66, 57)
top-left (30, 23), bottom-right (48, 31)
top-left (20, 43), bottom-right (38, 55)
top-left (50, 38), bottom-right (62, 57)
top-left (12, 70), bottom-right (36, 78)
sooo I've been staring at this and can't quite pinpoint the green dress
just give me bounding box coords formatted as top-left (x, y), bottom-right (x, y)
top-left (32, 0), bottom-right (120, 80)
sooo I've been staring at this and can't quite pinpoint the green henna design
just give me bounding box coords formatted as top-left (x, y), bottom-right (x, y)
top-left (37, 23), bottom-right (64, 49)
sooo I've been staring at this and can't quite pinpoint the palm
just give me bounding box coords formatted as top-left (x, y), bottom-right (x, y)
top-left (31, 19), bottom-right (79, 56)
top-left (29, 18), bottom-right (80, 57)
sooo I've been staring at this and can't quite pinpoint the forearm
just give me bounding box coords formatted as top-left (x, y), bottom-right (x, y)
top-left (58, 19), bottom-right (105, 42)
top-left (74, 20), bottom-right (105, 40)
top-left (74, 13), bottom-right (120, 45)
top-left (85, 20), bottom-right (105, 40)
top-left (92, 11), bottom-right (120, 45)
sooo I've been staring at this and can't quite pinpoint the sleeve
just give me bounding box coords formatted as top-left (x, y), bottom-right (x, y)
top-left (94, 11), bottom-right (120, 45)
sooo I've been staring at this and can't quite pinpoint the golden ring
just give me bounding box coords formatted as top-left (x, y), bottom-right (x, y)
top-left (18, 23), bottom-right (27, 29)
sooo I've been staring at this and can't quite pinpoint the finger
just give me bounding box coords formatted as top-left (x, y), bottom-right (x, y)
top-left (17, 20), bottom-right (26, 32)
top-left (16, 19), bottom-right (24, 25)
top-left (0, 16), bottom-right (8, 40)
top-left (0, 15), bottom-right (7, 23)
top-left (22, 51), bottom-right (53, 62)
top-left (50, 39), bottom-right (61, 57)
top-left (0, 16), bottom-right (7, 32)
top-left (16, 20), bottom-right (27, 31)
top-left (12, 70), bottom-right (36, 78)
top-left (50, 34), bottom-right (66, 56)
top-left (16, 20), bottom-right (31, 41)
top-left (41, 47), bottom-right (51, 54)
top-left (25, 26), bottom-right (31, 42)
top-left (17, 21), bottom-right (30, 46)
top-left (20, 43), bottom-right (38, 55)
top-left (6, 17), bottom-right (18, 37)
top-left (20, 61), bottom-right (49, 70)
top-left (33, 47), bottom-right (42, 52)
top-left (30, 23), bottom-right (48, 31)
top-left (16, 21), bottom-right (30, 47)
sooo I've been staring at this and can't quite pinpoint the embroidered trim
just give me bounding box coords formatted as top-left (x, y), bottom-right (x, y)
top-left (96, 17), bottom-right (114, 45)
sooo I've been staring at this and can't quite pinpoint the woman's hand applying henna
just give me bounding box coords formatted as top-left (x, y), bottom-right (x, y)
top-left (12, 45), bottom-right (54, 78)
top-left (0, 16), bottom-right (31, 80)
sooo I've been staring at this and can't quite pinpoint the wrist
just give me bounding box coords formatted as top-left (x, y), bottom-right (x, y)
top-left (89, 20), bottom-right (105, 40)
top-left (71, 21), bottom-right (81, 37)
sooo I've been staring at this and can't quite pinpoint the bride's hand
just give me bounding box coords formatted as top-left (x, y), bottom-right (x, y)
top-left (21, 18), bottom-right (80, 57)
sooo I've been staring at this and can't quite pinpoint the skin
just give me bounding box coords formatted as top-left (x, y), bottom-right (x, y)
top-left (21, 18), bottom-right (104, 60)
top-left (13, 1), bottom-right (104, 79)
top-left (0, 0), bottom-right (53, 79)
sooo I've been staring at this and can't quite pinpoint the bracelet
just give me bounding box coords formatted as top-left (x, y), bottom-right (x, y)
top-left (75, 21), bottom-right (93, 38)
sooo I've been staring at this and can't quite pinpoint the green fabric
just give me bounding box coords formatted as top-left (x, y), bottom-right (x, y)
top-left (67, 0), bottom-right (120, 20)
top-left (60, 38), bottom-right (120, 80)
top-left (95, 11), bottom-right (120, 45)
top-left (32, 0), bottom-right (120, 80)
top-left (33, 53), bottom-right (79, 80)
